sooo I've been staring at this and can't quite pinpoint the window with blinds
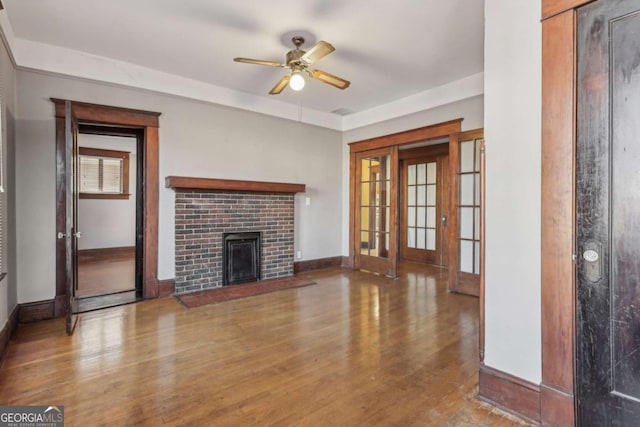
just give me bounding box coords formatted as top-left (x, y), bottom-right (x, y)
top-left (79, 147), bottom-right (130, 199)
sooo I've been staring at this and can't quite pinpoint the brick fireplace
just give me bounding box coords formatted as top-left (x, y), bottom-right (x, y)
top-left (167, 177), bottom-right (305, 294)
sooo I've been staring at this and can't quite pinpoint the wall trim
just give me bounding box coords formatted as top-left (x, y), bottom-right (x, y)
top-left (478, 364), bottom-right (541, 425)
top-left (0, 304), bottom-right (18, 362)
top-left (166, 176), bottom-right (305, 194)
top-left (540, 384), bottom-right (575, 427)
top-left (542, 0), bottom-right (592, 20)
top-left (541, 6), bottom-right (577, 425)
top-left (293, 256), bottom-right (343, 273)
top-left (158, 279), bottom-right (175, 298)
top-left (341, 256), bottom-right (352, 268)
top-left (19, 299), bottom-right (55, 323)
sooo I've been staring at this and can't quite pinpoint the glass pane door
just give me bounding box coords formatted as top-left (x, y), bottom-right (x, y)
top-left (407, 161), bottom-right (437, 251)
top-left (449, 129), bottom-right (484, 295)
top-left (458, 138), bottom-right (481, 275)
top-left (401, 154), bottom-right (448, 266)
top-left (355, 148), bottom-right (397, 277)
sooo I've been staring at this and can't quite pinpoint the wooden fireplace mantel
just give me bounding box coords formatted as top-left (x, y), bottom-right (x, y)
top-left (165, 176), bottom-right (305, 194)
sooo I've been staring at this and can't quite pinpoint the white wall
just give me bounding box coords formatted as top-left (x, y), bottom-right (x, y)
top-left (0, 37), bottom-right (17, 330)
top-left (340, 95), bottom-right (484, 255)
top-left (78, 133), bottom-right (137, 250)
top-left (484, 0), bottom-right (542, 383)
top-left (16, 71), bottom-right (343, 303)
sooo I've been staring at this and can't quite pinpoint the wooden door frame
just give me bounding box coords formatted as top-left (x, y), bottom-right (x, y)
top-left (53, 99), bottom-right (161, 317)
top-left (347, 119), bottom-right (463, 270)
top-left (539, 1), bottom-right (594, 425)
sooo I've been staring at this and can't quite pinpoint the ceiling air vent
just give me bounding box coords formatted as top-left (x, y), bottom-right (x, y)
top-left (331, 107), bottom-right (354, 116)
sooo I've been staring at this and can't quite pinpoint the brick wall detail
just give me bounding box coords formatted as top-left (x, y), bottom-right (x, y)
top-left (174, 190), bottom-right (294, 294)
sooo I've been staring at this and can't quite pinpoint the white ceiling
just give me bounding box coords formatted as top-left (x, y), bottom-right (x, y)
top-left (2, 0), bottom-right (484, 128)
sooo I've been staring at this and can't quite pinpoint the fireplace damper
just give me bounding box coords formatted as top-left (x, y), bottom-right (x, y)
top-left (223, 232), bottom-right (261, 286)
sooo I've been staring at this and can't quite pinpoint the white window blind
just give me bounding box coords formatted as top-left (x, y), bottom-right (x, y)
top-left (79, 154), bottom-right (124, 194)
top-left (102, 158), bottom-right (123, 193)
top-left (80, 156), bottom-right (100, 193)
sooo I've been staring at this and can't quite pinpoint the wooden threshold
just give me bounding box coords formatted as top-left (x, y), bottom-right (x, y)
top-left (79, 246), bottom-right (135, 261)
top-left (165, 176), bottom-right (305, 194)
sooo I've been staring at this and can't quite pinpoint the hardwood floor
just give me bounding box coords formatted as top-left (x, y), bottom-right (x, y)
top-left (77, 254), bottom-right (136, 297)
top-left (0, 262), bottom-right (530, 426)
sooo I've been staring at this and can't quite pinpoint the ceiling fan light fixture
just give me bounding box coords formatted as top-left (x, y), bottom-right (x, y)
top-left (289, 71), bottom-right (305, 91)
top-left (235, 36), bottom-right (350, 95)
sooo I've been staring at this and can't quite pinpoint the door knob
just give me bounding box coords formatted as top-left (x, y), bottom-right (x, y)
top-left (583, 249), bottom-right (599, 262)
top-left (57, 232), bottom-right (67, 239)
top-left (73, 231), bottom-right (82, 238)
top-left (441, 216), bottom-right (448, 225)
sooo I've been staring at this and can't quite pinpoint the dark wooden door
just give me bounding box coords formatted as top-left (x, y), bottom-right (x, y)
top-left (577, 0), bottom-right (640, 424)
top-left (400, 155), bottom-right (449, 266)
top-left (64, 101), bottom-right (79, 334)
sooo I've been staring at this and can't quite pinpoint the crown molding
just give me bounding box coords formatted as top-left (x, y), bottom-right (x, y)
top-left (341, 72), bottom-right (484, 131)
top-left (0, 11), bottom-right (483, 131)
top-left (15, 38), bottom-right (344, 130)
top-left (0, 9), bottom-right (17, 67)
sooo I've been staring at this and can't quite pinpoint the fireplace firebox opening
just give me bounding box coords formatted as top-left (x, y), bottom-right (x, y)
top-left (223, 232), bottom-right (261, 286)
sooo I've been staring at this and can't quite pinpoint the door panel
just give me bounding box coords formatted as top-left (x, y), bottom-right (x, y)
top-left (577, 0), bottom-right (640, 423)
top-left (64, 101), bottom-right (79, 334)
top-left (354, 148), bottom-right (397, 277)
top-left (448, 130), bottom-right (483, 296)
top-left (401, 155), bottom-right (449, 266)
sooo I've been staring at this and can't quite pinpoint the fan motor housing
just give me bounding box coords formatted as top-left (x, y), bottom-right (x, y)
top-left (286, 49), bottom-right (305, 66)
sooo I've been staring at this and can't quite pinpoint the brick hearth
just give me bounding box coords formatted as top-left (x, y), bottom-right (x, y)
top-left (174, 191), bottom-right (295, 294)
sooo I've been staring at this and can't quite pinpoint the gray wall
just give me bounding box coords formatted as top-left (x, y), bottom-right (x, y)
top-left (15, 70), bottom-right (343, 303)
top-left (0, 37), bottom-right (17, 329)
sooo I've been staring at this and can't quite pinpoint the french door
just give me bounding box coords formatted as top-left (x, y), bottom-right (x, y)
top-left (449, 130), bottom-right (484, 296)
top-left (354, 147), bottom-right (398, 277)
top-left (62, 101), bottom-right (79, 334)
top-left (400, 155), bottom-right (449, 266)
top-left (576, 0), bottom-right (640, 423)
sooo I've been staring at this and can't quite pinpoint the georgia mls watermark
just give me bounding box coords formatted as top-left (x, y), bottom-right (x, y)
top-left (0, 406), bottom-right (64, 427)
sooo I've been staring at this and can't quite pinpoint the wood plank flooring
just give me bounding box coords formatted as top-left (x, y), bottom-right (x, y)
top-left (0, 262), bottom-right (530, 426)
top-left (78, 255), bottom-right (135, 297)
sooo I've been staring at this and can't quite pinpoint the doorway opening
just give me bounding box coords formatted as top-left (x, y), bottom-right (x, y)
top-left (348, 121), bottom-right (485, 295)
top-left (399, 141), bottom-right (450, 267)
top-left (53, 99), bottom-right (160, 331)
top-left (76, 125), bottom-right (144, 312)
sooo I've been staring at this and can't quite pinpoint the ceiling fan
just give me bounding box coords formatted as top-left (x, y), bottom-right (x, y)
top-left (234, 36), bottom-right (351, 95)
